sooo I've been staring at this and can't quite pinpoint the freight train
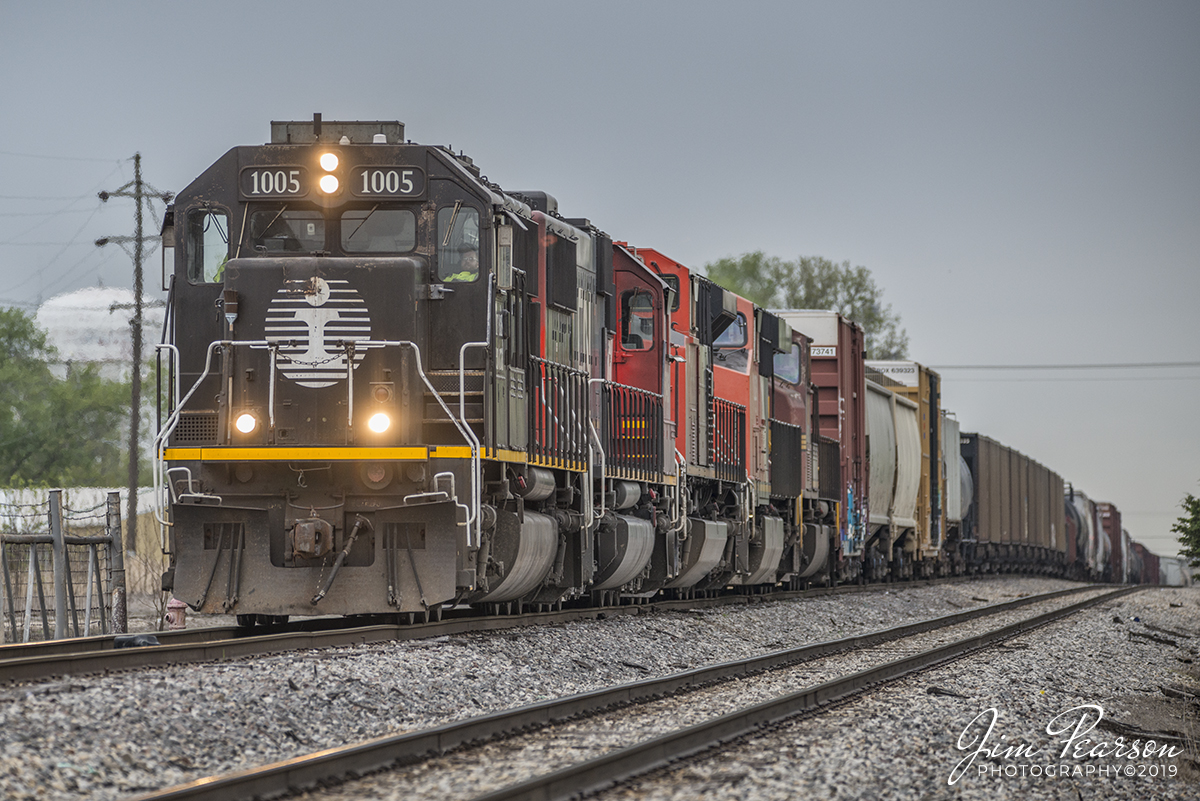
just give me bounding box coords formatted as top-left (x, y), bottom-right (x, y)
top-left (152, 118), bottom-right (1186, 626)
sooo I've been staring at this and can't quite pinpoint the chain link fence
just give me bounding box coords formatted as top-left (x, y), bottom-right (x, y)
top-left (0, 489), bottom-right (129, 642)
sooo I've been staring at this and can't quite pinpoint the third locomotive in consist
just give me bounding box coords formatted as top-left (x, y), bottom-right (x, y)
top-left (154, 118), bottom-right (1181, 625)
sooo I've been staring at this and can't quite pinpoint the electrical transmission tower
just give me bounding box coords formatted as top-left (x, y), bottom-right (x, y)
top-left (96, 153), bottom-right (173, 554)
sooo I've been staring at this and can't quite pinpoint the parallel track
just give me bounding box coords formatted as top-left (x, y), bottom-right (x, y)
top-left (125, 583), bottom-right (1135, 801)
top-left (0, 573), bottom-right (999, 684)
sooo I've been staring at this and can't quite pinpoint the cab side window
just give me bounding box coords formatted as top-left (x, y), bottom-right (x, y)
top-left (662, 274), bottom-right (680, 312)
top-left (713, 313), bottom-right (747, 348)
top-left (186, 208), bottom-right (229, 284)
top-left (774, 343), bottom-right (802, 384)
top-left (714, 312), bottom-right (749, 372)
top-left (621, 289), bottom-right (655, 350)
top-left (437, 205), bottom-right (480, 282)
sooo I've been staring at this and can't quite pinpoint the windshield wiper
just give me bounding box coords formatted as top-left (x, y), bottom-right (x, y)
top-left (441, 200), bottom-right (462, 247)
top-left (345, 204), bottom-right (380, 243)
top-left (255, 204), bottom-right (289, 247)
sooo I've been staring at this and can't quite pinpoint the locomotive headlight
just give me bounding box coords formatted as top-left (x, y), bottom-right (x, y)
top-left (316, 149), bottom-right (341, 196)
top-left (235, 412), bottom-right (258, 434)
top-left (368, 412), bottom-right (391, 433)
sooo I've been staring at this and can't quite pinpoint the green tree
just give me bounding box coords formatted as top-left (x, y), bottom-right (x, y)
top-left (0, 308), bottom-right (129, 487)
top-left (705, 252), bottom-right (909, 360)
top-left (1172, 492), bottom-right (1200, 578)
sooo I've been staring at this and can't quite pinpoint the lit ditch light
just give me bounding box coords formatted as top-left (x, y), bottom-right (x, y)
top-left (235, 412), bottom-right (258, 434)
top-left (368, 412), bottom-right (391, 433)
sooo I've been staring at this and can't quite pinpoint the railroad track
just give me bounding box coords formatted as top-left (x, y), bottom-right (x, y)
top-left (126, 583), bottom-right (1137, 801)
top-left (0, 573), bottom-right (994, 684)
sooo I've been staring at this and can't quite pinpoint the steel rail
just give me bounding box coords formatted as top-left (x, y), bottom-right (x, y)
top-left (0, 625), bottom-right (239, 657)
top-left (473, 585), bottom-right (1144, 801)
top-left (0, 615), bottom-right (371, 663)
top-left (0, 573), bottom-right (994, 683)
top-left (125, 584), bottom-right (1121, 801)
top-left (0, 608), bottom-right (633, 685)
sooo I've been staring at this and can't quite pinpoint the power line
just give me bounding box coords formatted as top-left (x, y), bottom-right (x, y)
top-left (0, 149), bottom-right (123, 164)
top-left (934, 361), bottom-right (1200, 370)
top-left (39, 299), bottom-right (168, 313)
top-left (0, 163), bottom-right (123, 252)
top-left (951, 375), bottom-right (1200, 383)
top-left (0, 209), bottom-right (97, 217)
top-left (0, 194), bottom-right (99, 200)
top-left (0, 240), bottom-right (96, 246)
top-left (6, 205), bottom-right (106, 295)
top-left (35, 245), bottom-right (119, 300)
top-left (1120, 511), bottom-right (1185, 517)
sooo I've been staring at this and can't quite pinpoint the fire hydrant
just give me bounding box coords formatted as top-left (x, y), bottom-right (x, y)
top-left (165, 597), bottom-right (188, 630)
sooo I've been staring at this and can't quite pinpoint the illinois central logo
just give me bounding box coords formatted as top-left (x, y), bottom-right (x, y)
top-left (264, 277), bottom-right (371, 388)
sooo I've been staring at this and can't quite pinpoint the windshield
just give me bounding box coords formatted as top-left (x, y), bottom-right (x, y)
top-left (341, 208), bottom-right (416, 253)
top-left (247, 208), bottom-right (325, 253)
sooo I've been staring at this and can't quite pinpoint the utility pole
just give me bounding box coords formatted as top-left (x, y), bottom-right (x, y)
top-left (96, 153), bottom-right (173, 554)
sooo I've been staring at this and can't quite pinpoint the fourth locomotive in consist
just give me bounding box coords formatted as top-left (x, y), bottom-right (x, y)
top-left (154, 118), bottom-right (1182, 626)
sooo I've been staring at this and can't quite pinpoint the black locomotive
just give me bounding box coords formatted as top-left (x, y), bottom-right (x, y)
top-left (154, 118), bottom-right (1174, 626)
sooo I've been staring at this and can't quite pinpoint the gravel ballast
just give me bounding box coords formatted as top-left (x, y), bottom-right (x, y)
top-left (604, 586), bottom-right (1200, 801)
top-left (299, 587), bottom-right (1126, 800)
top-left (0, 577), bottom-right (1164, 800)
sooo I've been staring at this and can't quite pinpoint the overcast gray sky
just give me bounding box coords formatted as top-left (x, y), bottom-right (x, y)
top-left (2, 1), bottom-right (1197, 559)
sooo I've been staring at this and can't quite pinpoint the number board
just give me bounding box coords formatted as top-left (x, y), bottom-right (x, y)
top-left (240, 167), bottom-right (308, 198)
top-left (349, 166), bottom-right (425, 198)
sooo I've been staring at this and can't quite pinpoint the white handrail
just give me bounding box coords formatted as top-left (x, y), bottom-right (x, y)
top-left (673, 448), bottom-right (688, 534)
top-left (153, 337), bottom-right (485, 550)
top-left (586, 377), bottom-right (607, 523)
top-left (457, 340), bottom-right (487, 547)
top-left (153, 339), bottom-right (233, 548)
